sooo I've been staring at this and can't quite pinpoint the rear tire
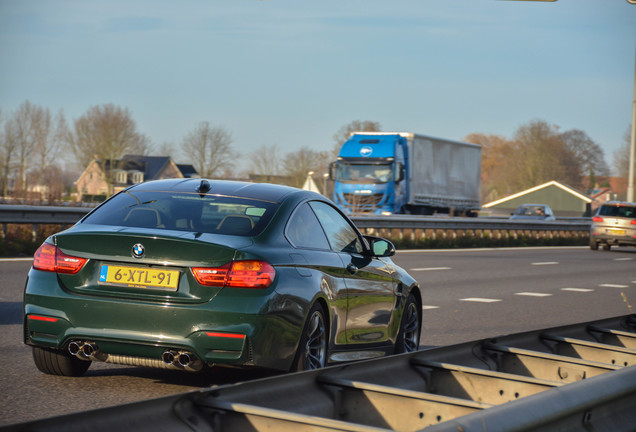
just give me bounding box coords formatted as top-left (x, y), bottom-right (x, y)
top-left (32, 346), bottom-right (91, 377)
top-left (291, 304), bottom-right (327, 372)
top-left (590, 239), bottom-right (599, 250)
top-left (395, 294), bottom-right (420, 353)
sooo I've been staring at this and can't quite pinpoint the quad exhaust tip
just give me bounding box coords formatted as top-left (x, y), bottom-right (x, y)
top-left (67, 341), bottom-right (202, 371)
top-left (162, 349), bottom-right (198, 369)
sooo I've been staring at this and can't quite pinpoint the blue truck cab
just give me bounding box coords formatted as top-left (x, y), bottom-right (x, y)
top-left (330, 133), bottom-right (408, 215)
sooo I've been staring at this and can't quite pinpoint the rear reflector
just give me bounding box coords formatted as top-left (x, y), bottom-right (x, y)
top-left (28, 315), bottom-right (59, 323)
top-left (192, 260), bottom-right (275, 289)
top-left (33, 243), bottom-right (88, 274)
top-left (206, 332), bottom-right (246, 339)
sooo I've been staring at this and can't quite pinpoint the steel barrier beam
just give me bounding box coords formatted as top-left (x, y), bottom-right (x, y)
top-left (0, 205), bottom-right (90, 224)
top-left (4, 314), bottom-right (635, 432)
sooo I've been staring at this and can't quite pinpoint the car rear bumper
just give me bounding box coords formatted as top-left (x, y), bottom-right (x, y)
top-left (23, 269), bottom-right (302, 371)
top-left (590, 227), bottom-right (636, 247)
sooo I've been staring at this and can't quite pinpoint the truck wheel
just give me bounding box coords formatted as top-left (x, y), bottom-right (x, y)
top-left (395, 294), bottom-right (420, 353)
top-left (602, 243), bottom-right (612, 251)
top-left (291, 304), bottom-right (327, 371)
top-left (590, 239), bottom-right (599, 250)
top-left (32, 346), bottom-right (91, 376)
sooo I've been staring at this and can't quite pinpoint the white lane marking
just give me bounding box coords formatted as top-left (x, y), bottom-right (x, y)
top-left (422, 305), bottom-right (440, 310)
top-left (411, 267), bottom-right (452, 271)
top-left (515, 292), bottom-right (553, 297)
top-left (614, 257), bottom-right (633, 261)
top-left (599, 284), bottom-right (630, 288)
top-left (531, 262), bottom-right (559, 266)
top-left (460, 298), bottom-right (501, 303)
top-left (561, 288), bottom-right (594, 292)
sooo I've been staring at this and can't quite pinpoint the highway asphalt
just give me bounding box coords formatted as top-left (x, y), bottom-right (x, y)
top-left (0, 246), bottom-right (634, 426)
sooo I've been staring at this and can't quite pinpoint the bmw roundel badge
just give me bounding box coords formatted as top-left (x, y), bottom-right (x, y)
top-left (132, 243), bottom-right (145, 258)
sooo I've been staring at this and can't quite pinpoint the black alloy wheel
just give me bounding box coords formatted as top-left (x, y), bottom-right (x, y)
top-left (292, 304), bottom-right (327, 371)
top-left (395, 294), bottom-right (420, 354)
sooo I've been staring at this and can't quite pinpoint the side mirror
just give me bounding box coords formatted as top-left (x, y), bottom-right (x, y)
top-left (328, 162), bottom-right (336, 181)
top-left (394, 163), bottom-right (405, 183)
top-left (364, 236), bottom-right (396, 257)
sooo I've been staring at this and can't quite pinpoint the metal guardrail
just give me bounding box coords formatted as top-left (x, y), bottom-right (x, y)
top-left (4, 314), bottom-right (635, 432)
top-left (351, 215), bottom-right (590, 231)
top-left (0, 205), bottom-right (91, 225)
top-left (0, 205), bottom-right (590, 230)
top-left (0, 205), bottom-right (590, 245)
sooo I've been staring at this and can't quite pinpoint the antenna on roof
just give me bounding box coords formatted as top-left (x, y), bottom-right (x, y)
top-left (196, 179), bottom-right (211, 196)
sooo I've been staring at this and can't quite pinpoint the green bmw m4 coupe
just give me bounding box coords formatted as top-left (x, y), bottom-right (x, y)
top-left (23, 178), bottom-right (421, 376)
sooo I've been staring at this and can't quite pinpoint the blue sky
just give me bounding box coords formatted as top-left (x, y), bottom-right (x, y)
top-left (1, 0), bottom-right (634, 173)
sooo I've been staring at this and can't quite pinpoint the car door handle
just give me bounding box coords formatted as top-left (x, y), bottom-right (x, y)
top-left (346, 264), bottom-right (358, 275)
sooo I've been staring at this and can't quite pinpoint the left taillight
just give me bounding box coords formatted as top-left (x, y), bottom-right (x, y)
top-left (33, 243), bottom-right (88, 274)
top-left (192, 260), bottom-right (275, 289)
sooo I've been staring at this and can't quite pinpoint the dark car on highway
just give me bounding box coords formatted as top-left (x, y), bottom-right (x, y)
top-left (23, 179), bottom-right (421, 376)
top-left (590, 201), bottom-right (636, 251)
top-left (509, 204), bottom-right (556, 221)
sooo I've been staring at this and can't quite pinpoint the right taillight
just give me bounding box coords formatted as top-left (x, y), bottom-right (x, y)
top-left (192, 260), bottom-right (275, 289)
top-left (33, 243), bottom-right (87, 274)
top-left (631, 220), bottom-right (636, 225)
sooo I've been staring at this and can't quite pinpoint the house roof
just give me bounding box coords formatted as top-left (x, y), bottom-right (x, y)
top-left (103, 155), bottom-right (198, 180)
top-left (483, 180), bottom-right (592, 208)
top-left (176, 163), bottom-right (199, 178)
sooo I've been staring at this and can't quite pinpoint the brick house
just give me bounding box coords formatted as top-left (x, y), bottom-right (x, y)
top-left (75, 155), bottom-right (198, 202)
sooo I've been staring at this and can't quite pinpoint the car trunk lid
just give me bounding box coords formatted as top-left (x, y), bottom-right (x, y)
top-left (54, 226), bottom-right (251, 303)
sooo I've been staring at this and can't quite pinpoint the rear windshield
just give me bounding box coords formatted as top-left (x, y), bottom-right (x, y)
top-left (82, 190), bottom-right (279, 236)
top-left (598, 205), bottom-right (636, 219)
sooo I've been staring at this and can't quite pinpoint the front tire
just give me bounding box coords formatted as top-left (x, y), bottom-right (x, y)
top-left (32, 346), bottom-right (91, 377)
top-left (291, 304), bottom-right (327, 372)
top-left (602, 243), bottom-right (612, 251)
top-left (395, 294), bottom-right (420, 353)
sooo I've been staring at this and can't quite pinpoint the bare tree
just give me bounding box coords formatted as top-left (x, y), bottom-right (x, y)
top-left (155, 141), bottom-right (179, 161)
top-left (282, 147), bottom-right (332, 188)
top-left (463, 133), bottom-right (515, 203)
top-left (32, 107), bottom-right (66, 189)
top-left (332, 120), bottom-right (381, 156)
top-left (10, 101), bottom-right (38, 195)
top-left (249, 144), bottom-right (282, 176)
top-left (509, 119), bottom-right (582, 191)
top-left (560, 129), bottom-right (609, 189)
top-left (181, 122), bottom-right (235, 178)
top-left (0, 112), bottom-right (16, 196)
top-left (64, 104), bottom-right (149, 195)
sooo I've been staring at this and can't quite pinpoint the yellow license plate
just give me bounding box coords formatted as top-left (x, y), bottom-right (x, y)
top-left (607, 229), bottom-right (625, 235)
top-left (99, 265), bottom-right (180, 290)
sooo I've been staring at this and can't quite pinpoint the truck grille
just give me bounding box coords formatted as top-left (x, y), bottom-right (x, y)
top-left (343, 193), bottom-right (384, 206)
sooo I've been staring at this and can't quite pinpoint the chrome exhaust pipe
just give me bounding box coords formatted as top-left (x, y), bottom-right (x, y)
top-left (162, 350), bottom-right (177, 365)
top-left (68, 341), bottom-right (82, 356)
top-left (82, 343), bottom-right (97, 358)
top-left (177, 352), bottom-right (193, 367)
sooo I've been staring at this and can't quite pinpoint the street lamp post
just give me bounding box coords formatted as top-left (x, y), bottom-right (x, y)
top-left (628, 48), bottom-right (636, 202)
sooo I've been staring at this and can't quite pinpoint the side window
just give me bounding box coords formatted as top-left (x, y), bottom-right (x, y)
top-left (286, 203), bottom-right (330, 250)
top-left (309, 201), bottom-right (364, 254)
